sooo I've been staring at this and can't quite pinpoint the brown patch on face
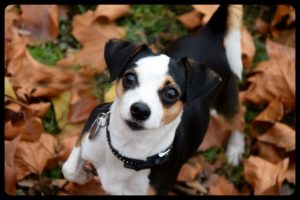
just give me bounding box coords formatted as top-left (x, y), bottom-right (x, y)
top-left (147, 186), bottom-right (156, 195)
top-left (115, 79), bottom-right (124, 98)
top-left (160, 75), bottom-right (184, 125)
top-left (162, 100), bottom-right (183, 125)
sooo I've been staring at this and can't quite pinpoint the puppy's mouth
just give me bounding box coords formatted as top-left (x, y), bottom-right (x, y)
top-left (125, 120), bottom-right (144, 131)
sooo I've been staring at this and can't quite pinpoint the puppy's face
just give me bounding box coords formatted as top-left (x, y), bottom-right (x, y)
top-left (104, 39), bottom-right (221, 131)
top-left (115, 55), bottom-right (185, 130)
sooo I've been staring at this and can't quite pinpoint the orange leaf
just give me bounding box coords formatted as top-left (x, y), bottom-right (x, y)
top-left (19, 5), bottom-right (59, 43)
top-left (241, 26), bottom-right (255, 68)
top-left (58, 10), bottom-right (125, 71)
top-left (198, 114), bottom-right (231, 151)
top-left (178, 10), bottom-right (202, 29)
top-left (244, 40), bottom-right (295, 112)
top-left (257, 122), bottom-right (295, 152)
top-left (243, 156), bottom-right (289, 195)
top-left (192, 5), bottom-right (220, 24)
top-left (5, 135), bottom-right (21, 195)
top-left (28, 102), bottom-right (51, 118)
top-left (94, 5), bottom-right (130, 23)
top-left (256, 141), bottom-right (286, 164)
top-left (64, 176), bottom-right (107, 195)
top-left (177, 162), bottom-right (202, 182)
top-left (208, 174), bottom-right (239, 195)
top-left (254, 98), bottom-right (284, 123)
top-left (15, 133), bottom-right (59, 180)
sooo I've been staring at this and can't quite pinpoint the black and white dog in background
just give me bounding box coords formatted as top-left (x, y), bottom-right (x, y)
top-left (62, 5), bottom-right (245, 195)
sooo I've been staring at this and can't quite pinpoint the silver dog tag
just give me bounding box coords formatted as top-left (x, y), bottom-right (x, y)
top-left (88, 115), bottom-right (106, 140)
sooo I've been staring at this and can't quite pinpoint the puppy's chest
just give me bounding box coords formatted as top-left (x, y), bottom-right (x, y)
top-left (83, 127), bottom-right (151, 195)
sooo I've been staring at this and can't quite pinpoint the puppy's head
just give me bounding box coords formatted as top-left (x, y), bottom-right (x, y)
top-left (105, 39), bottom-right (221, 131)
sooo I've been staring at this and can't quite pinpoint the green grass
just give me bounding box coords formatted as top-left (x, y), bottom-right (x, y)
top-left (203, 146), bottom-right (222, 164)
top-left (42, 167), bottom-right (63, 179)
top-left (42, 106), bottom-right (60, 135)
top-left (116, 5), bottom-right (189, 50)
top-left (217, 162), bottom-right (247, 190)
top-left (27, 43), bottom-right (65, 66)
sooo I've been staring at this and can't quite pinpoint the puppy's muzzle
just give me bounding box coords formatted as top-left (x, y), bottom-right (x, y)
top-left (130, 102), bottom-right (151, 121)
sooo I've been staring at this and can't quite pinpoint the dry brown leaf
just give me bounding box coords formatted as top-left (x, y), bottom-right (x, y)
top-left (5, 135), bottom-right (21, 195)
top-left (208, 174), bottom-right (239, 195)
top-left (178, 10), bottom-right (202, 29)
top-left (19, 5), bottom-right (59, 43)
top-left (15, 133), bottom-right (59, 180)
top-left (241, 26), bottom-right (255, 68)
top-left (284, 163), bottom-right (295, 184)
top-left (244, 39), bottom-right (295, 112)
top-left (255, 17), bottom-right (270, 35)
top-left (177, 162), bottom-right (202, 182)
top-left (254, 98), bottom-right (284, 123)
top-left (198, 114), bottom-right (231, 151)
top-left (257, 122), bottom-right (295, 152)
top-left (58, 127), bottom-right (81, 161)
top-left (94, 5), bottom-right (130, 23)
top-left (256, 141), bottom-right (286, 164)
top-left (28, 102), bottom-right (51, 118)
top-left (192, 5), bottom-right (219, 24)
top-left (64, 176), bottom-right (107, 195)
top-left (58, 10), bottom-right (125, 72)
top-left (243, 156), bottom-right (289, 195)
top-left (5, 5), bottom-right (20, 34)
top-left (271, 5), bottom-right (295, 47)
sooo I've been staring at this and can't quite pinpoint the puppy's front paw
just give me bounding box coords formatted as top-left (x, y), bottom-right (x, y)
top-left (226, 131), bottom-right (245, 166)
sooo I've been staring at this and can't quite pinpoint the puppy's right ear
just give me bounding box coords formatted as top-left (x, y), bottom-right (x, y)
top-left (104, 39), bottom-right (150, 82)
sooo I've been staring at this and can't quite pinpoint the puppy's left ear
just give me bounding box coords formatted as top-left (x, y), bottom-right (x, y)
top-left (104, 38), bottom-right (150, 82)
top-left (182, 58), bottom-right (222, 104)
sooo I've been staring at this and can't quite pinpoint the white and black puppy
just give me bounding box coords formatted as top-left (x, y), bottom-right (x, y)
top-left (62, 5), bottom-right (244, 195)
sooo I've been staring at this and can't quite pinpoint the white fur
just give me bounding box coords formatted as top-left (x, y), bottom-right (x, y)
top-left (224, 30), bottom-right (243, 80)
top-left (62, 55), bottom-right (182, 195)
top-left (226, 130), bottom-right (245, 166)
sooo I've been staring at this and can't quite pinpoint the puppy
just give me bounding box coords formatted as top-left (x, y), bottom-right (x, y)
top-left (62, 5), bottom-right (244, 195)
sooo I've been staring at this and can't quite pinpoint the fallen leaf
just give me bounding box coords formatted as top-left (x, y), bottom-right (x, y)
top-left (177, 162), bottom-right (202, 182)
top-left (94, 5), bottom-right (130, 23)
top-left (192, 5), bottom-right (220, 24)
top-left (284, 163), bottom-right (295, 184)
top-left (58, 126), bottom-right (81, 161)
top-left (255, 17), bottom-right (270, 35)
top-left (178, 10), bottom-right (202, 29)
top-left (15, 133), bottom-right (59, 180)
top-left (63, 176), bottom-right (107, 195)
top-left (270, 5), bottom-right (295, 47)
top-left (5, 134), bottom-right (21, 195)
top-left (19, 5), bottom-right (59, 43)
top-left (257, 122), bottom-right (295, 152)
top-left (28, 102), bottom-right (51, 118)
top-left (58, 10), bottom-right (126, 72)
top-left (198, 114), bottom-right (231, 151)
top-left (241, 26), bottom-right (255, 68)
top-left (5, 76), bottom-right (17, 99)
top-left (208, 174), bottom-right (239, 195)
top-left (244, 39), bottom-right (295, 113)
top-left (104, 84), bottom-right (116, 103)
top-left (51, 90), bottom-right (71, 129)
top-left (256, 141), bottom-right (286, 164)
top-left (254, 98), bottom-right (284, 123)
top-left (243, 156), bottom-right (289, 195)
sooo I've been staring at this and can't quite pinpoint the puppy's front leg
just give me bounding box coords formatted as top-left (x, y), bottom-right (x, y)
top-left (62, 146), bottom-right (93, 184)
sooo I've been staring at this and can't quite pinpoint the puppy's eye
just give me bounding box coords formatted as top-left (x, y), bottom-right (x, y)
top-left (123, 73), bottom-right (137, 89)
top-left (161, 87), bottom-right (179, 104)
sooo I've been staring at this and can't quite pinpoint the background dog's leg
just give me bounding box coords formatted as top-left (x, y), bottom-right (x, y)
top-left (225, 105), bottom-right (245, 166)
top-left (62, 147), bottom-right (93, 184)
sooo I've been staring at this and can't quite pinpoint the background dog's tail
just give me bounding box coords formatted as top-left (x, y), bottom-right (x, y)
top-left (206, 5), bottom-right (243, 80)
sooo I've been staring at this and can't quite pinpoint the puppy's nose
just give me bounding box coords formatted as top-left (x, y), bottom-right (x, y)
top-left (130, 102), bottom-right (151, 121)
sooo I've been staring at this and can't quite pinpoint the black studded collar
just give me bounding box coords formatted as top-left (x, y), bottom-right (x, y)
top-left (89, 110), bottom-right (172, 171)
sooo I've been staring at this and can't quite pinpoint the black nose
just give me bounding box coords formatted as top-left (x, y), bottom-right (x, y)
top-left (130, 102), bottom-right (151, 121)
